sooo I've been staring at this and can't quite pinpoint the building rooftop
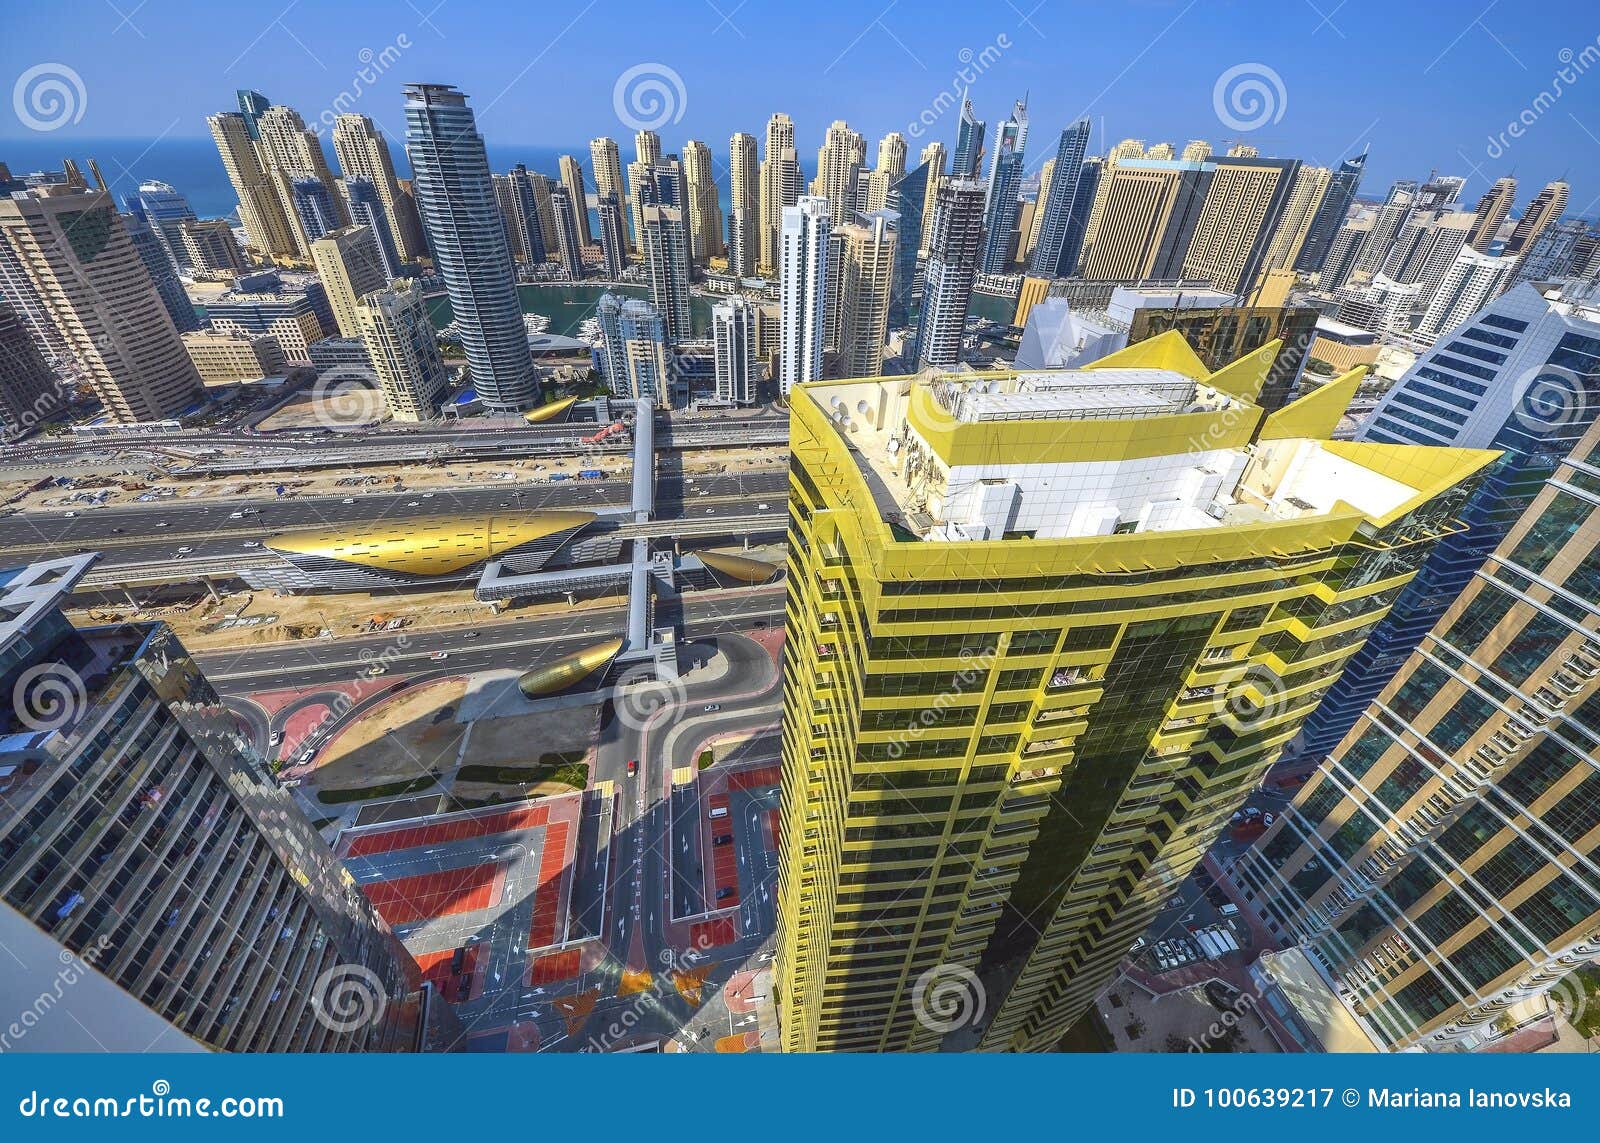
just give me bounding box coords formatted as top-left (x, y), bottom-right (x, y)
top-left (795, 330), bottom-right (1499, 552)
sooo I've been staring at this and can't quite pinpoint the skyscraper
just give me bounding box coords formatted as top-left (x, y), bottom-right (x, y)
top-left (760, 114), bottom-right (801, 273)
top-left (835, 211), bottom-right (897, 378)
top-left (598, 295), bottom-right (671, 406)
top-left (682, 141), bottom-right (724, 262)
top-left (0, 304), bottom-right (66, 438)
top-left (341, 178), bottom-right (402, 282)
top-left (779, 197), bottom-right (831, 392)
top-left (0, 184), bottom-right (202, 422)
top-left (257, 104), bottom-right (346, 257)
top-left (1295, 150), bottom-right (1367, 274)
top-left (1022, 159), bottom-right (1055, 265)
top-left (1466, 176), bottom-right (1517, 252)
top-left (1350, 180), bottom-right (1419, 281)
top-left (1298, 283), bottom-right (1600, 762)
top-left (357, 280), bottom-right (449, 422)
top-left (208, 110), bottom-right (298, 260)
top-left (310, 225), bottom-right (390, 338)
top-left (501, 164), bottom-right (550, 266)
top-left (589, 137), bottom-right (626, 250)
top-left (728, 131), bottom-right (760, 278)
top-left (1505, 180), bottom-right (1569, 257)
top-left (886, 159), bottom-right (932, 329)
top-left (1076, 158), bottom-right (1213, 283)
top-left (131, 180), bottom-right (197, 273)
top-left (713, 295), bottom-right (758, 405)
top-left (914, 178), bottom-right (985, 368)
top-left (549, 185), bottom-right (587, 280)
top-left (775, 336), bottom-right (1496, 1053)
top-left (627, 130), bottom-right (663, 256)
top-left (1255, 164), bottom-right (1332, 282)
top-left (867, 132), bottom-right (907, 214)
top-left (641, 203), bottom-right (691, 343)
top-left (815, 121), bottom-right (866, 227)
top-left (1230, 415), bottom-right (1600, 1052)
top-left (595, 192), bottom-right (627, 280)
top-left (1509, 217), bottom-right (1595, 289)
top-left (557, 154), bottom-right (593, 249)
top-left (0, 553), bottom-right (458, 1052)
top-left (1181, 155), bottom-right (1299, 294)
top-left (181, 219), bottom-right (247, 276)
top-left (331, 114), bottom-right (424, 263)
top-left (122, 209), bottom-right (201, 335)
top-left (1028, 119), bottom-right (1093, 278)
top-left (1413, 245), bottom-right (1518, 342)
top-left (404, 84), bottom-right (538, 411)
top-left (953, 97), bottom-right (985, 180)
top-left (979, 99), bottom-right (1029, 273)
top-left (290, 177), bottom-right (342, 244)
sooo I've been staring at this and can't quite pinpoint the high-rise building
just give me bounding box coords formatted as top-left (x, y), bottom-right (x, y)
top-left (589, 137), bottom-right (626, 250)
top-left (635, 129), bottom-right (662, 166)
top-left (919, 141), bottom-right (948, 247)
top-left (557, 154), bottom-right (593, 249)
top-left (1504, 180), bottom-right (1569, 257)
top-left (779, 197), bottom-right (831, 392)
top-left (627, 130), bottom-right (663, 256)
top-left (595, 192), bottom-right (627, 280)
top-left (180, 329), bottom-right (286, 385)
top-left (866, 133), bottom-right (908, 215)
top-left (886, 159), bottom-right (932, 329)
top-left (1256, 164), bottom-right (1332, 283)
top-left (1181, 139), bottom-right (1214, 162)
top-left (1509, 217), bottom-right (1595, 289)
top-left (0, 303), bottom-right (66, 438)
top-left (1350, 181), bottom-right (1419, 282)
top-left (682, 141), bottom-right (724, 262)
top-left (979, 99), bottom-right (1029, 273)
top-left (1181, 156), bottom-right (1299, 295)
top-left (1076, 158), bottom-right (1211, 284)
top-left (1296, 151), bottom-right (1367, 274)
top-left (1466, 176), bottom-right (1517, 252)
top-left (0, 185), bottom-right (202, 422)
top-left (257, 104), bottom-right (346, 257)
top-left (598, 295), bottom-right (671, 406)
top-left (914, 178), bottom-right (985, 368)
top-left (775, 336), bottom-right (1497, 1053)
top-left (500, 165), bottom-right (550, 266)
top-left (206, 274), bottom-right (334, 363)
top-left (549, 185), bottom-right (587, 281)
top-left (0, 553), bottom-right (459, 1052)
top-left (595, 292), bottom-right (628, 393)
top-left (953, 97), bottom-right (985, 180)
top-left (331, 114), bottom-right (423, 263)
top-left (1022, 159), bottom-right (1055, 266)
top-left (728, 131), bottom-right (760, 278)
top-left (834, 211), bottom-right (897, 378)
top-left (1298, 283), bottom-right (1600, 762)
top-left (235, 88), bottom-right (270, 137)
top-left (1230, 415), bottom-right (1600, 1052)
top-left (357, 280), bottom-right (449, 422)
top-left (641, 203), bottom-right (691, 343)
top-left (341, 178), bottom-right (402, 283)
top-left (131, 180), bottom-right (197, 273)
top-left (1029, 119), bottom-right (1094, 278)
top-left (179, 219), bottom-right (245, 278)
top-left (713, 295), bottom-right (758, 405)
top-left (290, 177), bottom-right (342, 245)
top-left (310, 225), bottom-right (389, 338)
top-left (1414, 245), bottom-right (1519, 342)
top-left (814, 121), bottom-right (866, 226)
top-left (404, 83), bottom-right (537, 411)
top-left (760, 114), bottom-right (801, 273)
top-left (208, 110), bottom-right (298, 260)
top-left (122, 209), bottom-right (201, 334)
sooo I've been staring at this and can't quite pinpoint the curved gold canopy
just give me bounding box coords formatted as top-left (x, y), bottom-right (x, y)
top-left (697, 549), bottom-right (781, 584)
top-left (267, 511), bottom-right (596, 576)
top-left (524, 396), bottom-right (579, 423)
top-left (518, 637), bottom-right (624, 697)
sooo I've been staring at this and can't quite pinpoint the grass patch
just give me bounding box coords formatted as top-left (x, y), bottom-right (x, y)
top-left (697, 749), bottom-right (714, 770)
top-left (457, 761), bottom-right (588, 789)
top-left (317, 773), bottom-right (440, 804)
top-left (1567, 964), bottom-right (1600, 1037)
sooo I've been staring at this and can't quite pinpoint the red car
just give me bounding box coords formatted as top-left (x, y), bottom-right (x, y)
top-left (627, 760), bottom-right (638, 776)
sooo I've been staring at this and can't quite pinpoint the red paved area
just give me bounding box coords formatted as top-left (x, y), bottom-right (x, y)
top-left (708, 793), bottom-right (739, 907)
top-left (728, 765), bottom-right (780, 790)
top-left (690, 916), bottom-right (738, 947)
top-left (363, 862), bottom-right (504, 926)
top-left (528, 948), bottom-right (581, 985)
top-left (416, 944), bottom-right (485, 1003)
top-left (245, 678), bottom-right (393, 718)
top-left (529, 819), bottom-right (572, 950)
top-left (279, 702), bottom-right (331, 754)
top-left (345, 802), bottom-right (554, 859)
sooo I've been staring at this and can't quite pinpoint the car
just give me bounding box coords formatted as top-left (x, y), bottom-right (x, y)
top-left (463, 630), bottom-right (480, 639)
top-left (715, 887), bottom-right (735, 901)
top-left (705, 508), bottom-right (715, 514)
top-left (626, 759), bottom-right (638, 776)
top-left (270, 732), bottom-right (283, 746)
top-left (422, 492), bottom-right (435, 498)
top-left (369, 665), bottom-right (388, 676)
top-left (154, 521), bottom-right (169, 528)
top-left (242, 540), bottom-right (260, 548)
top-left (758, 503), bottom-right (770, 510)
top-left (407, 500), bottom-right (420, 507)
top-left (341, 497), bottom-right (355, 504)
top-left (229, 511), bottom-right (244, 519)
top-left (751, 620), bottom-right (767, 629)
top-left (110, 527), bottom-right (124, 534)
top-left (429, 651), bottom-right (449, 661)
top-left (702, 703), bottom-right (721, 713)
top-left (279, 778), bottom-right (301, 790)
top-left (713, 835), bottom-right (732, 846)
top-left (176, 546), bottom-right (194, 554)
top-left (61, 511), bottom-right (77, 518)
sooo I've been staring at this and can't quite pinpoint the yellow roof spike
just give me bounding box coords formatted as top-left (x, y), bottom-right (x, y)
top-left (1205, 338), bottom-right (1281, 403)
top-left (1080, 329), bottom-right (1209, 381)
top-left (524, 395), bottom-right (579, 423)
top-left (1261, 366), bottom-right (1365, 442)
top-left (1319, 440), bottom-right (1502, 528)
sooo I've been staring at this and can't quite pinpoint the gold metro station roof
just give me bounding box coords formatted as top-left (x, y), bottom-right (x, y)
top-left (266, 511), bottom-right (596, 576)
top-left (518, 637), bottom-right (625, 697)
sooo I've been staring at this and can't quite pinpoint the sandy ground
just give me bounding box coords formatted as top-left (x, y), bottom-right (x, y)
top-left (256, 387), bottom-right (388, 431)
top-left (312, 678), bottom-right (468, 793)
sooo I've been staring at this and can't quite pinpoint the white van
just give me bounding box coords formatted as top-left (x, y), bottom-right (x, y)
top-left (708, 806), bottom-right (730, 820)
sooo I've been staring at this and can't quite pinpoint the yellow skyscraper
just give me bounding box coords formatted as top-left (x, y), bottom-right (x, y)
top-left (774, 333), bottom-right (1498, 1053)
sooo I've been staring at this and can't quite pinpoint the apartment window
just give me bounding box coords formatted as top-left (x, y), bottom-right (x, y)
top-left (1490, 609), bottom-right (1573, 687)
top-left (1450, 927), bottom-right (1523, 990)
top-left (1478, 313), bottom-right (1529, 333)
top-left (1511, 877), bottom-right (1600, 944)
top-left (1543, 772), bottom-right (1600, 846)
top-left (1508, 491), bottom-right (1595, 576)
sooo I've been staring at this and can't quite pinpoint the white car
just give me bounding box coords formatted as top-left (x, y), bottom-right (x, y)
top-left (242, 540), bottom-right (260, 548)
top-left (429, 651), bottom-right (449, 661)
top-left (341, 497), bottom-right (355, 504)
top-left (757, 503), bottom-right (771, 510)
top-left (229, 511), bottom-right (244, 519)
top-left (62, 511), bottom-right (77, 518)
top-left (176, 546), bottom-right (194, 554)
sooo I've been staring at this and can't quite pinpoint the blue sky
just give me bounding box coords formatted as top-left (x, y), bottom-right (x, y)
top-left (4, 0), bottom-right (1600, 215)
